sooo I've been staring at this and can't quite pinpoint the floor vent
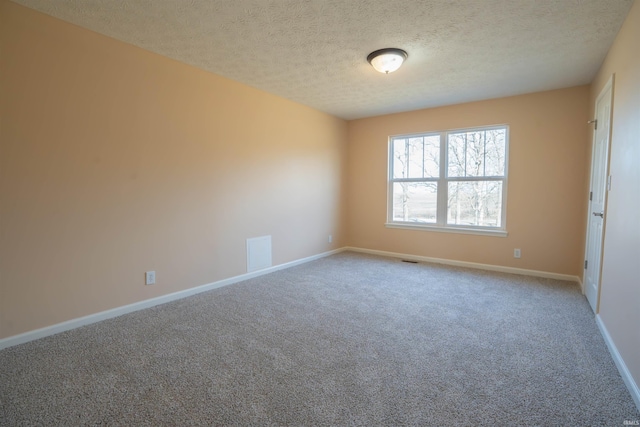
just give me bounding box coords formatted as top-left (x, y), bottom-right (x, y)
top-left (401, 259), bottom-right (418, 264)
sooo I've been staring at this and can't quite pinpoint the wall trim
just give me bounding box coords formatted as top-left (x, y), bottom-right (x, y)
top-left (577, 274), bottom-right (585, 294)
top-left (596, 315), bottom-right (640, 411)
top-left (0, 248), bottom-right (345, 350)
top-left (345, 246), bottom-right (581, 283)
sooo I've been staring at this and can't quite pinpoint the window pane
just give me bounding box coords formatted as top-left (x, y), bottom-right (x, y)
top-left (393, 182), bottom-right (437, 223)
top-left (447, 181), bottom-right (503, 227)
top-left (392, 136), bottom-right (440, 179)
top-left (447, 128), bottom-right (506, 178)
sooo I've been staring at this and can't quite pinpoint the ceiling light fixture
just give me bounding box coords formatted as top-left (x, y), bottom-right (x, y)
top-left (367, 48), bottom-right (408, 74)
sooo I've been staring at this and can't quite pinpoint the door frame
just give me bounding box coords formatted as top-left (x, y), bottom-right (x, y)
top-left (582, 74), bottom-right (614, 313)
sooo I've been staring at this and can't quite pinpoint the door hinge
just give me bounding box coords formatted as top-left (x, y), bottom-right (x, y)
top-left (584, 260), bottom-right (588, 269)
top-left (589, 191), bottom-right (593, 201)
top-left (607, 175), bottom-right (612, 191)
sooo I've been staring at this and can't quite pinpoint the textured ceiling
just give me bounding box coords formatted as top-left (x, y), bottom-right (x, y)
top-left (11, 0), bottom-right (634, 120)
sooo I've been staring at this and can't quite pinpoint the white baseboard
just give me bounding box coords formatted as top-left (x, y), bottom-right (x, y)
top-left (0, 248), bottom-right (345, 350)
top-left (596, 315), bottom-right (640, 411)
top-left (344, 246), bottom-right (581, 283)
top-left (0, 246), bottom-right (584, 351)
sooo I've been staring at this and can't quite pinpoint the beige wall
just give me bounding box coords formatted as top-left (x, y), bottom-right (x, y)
top-left (589, 0), bottom-right (640, 400)
top-left (0, 1), bottom-right (347, 339)
top-left (347, 87), bottom-right (590, 276)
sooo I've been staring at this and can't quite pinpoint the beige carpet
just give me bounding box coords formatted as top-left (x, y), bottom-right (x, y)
top-left (1, 252), bottom-right (638, 425)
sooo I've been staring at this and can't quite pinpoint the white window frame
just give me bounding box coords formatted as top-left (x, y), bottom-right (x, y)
top-left (386, 125), bottom-right (509, 237)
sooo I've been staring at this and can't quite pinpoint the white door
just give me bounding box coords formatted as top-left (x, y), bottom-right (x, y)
top-left (584, 77), bottom-right (613, 313)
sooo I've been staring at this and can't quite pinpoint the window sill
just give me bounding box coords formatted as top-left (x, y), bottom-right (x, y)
top-left (385, 222), bottom-right (508, 237)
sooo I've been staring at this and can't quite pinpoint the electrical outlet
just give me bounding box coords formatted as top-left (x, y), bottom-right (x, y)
top-left (514, 249), bottom-right (521, 259)
top-left (145, 271), bottom-right (156, 285)
top-left (328, 235), bottom-right (333, 243)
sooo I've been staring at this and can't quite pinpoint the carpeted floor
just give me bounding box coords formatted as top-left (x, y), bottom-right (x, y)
top-left (1, 252), bottom-right (638, 426)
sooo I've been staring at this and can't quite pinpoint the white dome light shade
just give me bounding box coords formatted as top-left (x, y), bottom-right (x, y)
top-left (367, 48), bottom-right (408, 74)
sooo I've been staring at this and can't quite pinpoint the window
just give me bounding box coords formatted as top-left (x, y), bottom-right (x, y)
top-left (387, 125), bottom-right (508, 236)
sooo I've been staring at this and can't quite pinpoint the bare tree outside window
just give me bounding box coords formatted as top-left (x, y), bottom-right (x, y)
top-left (447, 129), bottom-right (506, 227)
top-left (392, 135), bottom-right (439, 223)
top-left (389, 126), bottom-right (507, 231)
